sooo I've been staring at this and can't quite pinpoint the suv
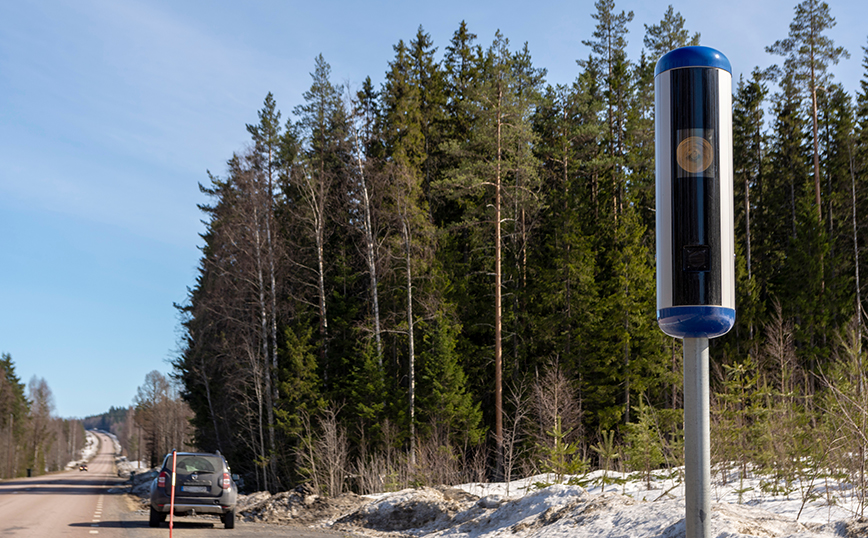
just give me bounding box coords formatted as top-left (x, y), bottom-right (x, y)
top-left (148, 452), bottom-right (238, 529)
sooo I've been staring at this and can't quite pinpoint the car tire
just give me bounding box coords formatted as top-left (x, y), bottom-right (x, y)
top-left (149, 506), bottom-right (165, 527)
top-left (223, 507), bottom-right (236, 529)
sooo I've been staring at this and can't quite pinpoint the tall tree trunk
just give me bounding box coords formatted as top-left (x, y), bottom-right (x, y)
top-left (494, 83), bottom-right (504, 481)
top-left (850, 142), bottom-right (863, 388)
top-left (265, 161), bottom-right (279, 487)
top-left (403, 221), bottom-right (416, 467)
top-left (745, 171), bottom-right (752, 281)
top-left (317, 100), bottom-right (330, 381)
top-left (811, 78), bottom-right (822, 220)
top-left (623, 263), bottom-right (630, 424)
top-left (247, 344), bottom-right (267, 492)
top-left (563, 135), bottom-right (572, 358)
top-left (316, 214), bottom-right (328, 379)
top-left (253, 203), bottom-right (275, 490)
top-left (199, 356), bottom-right (222, 452)
top-left (810, 66), bottom-right (826, 296)
top-left (299, 159), bottom-right (329, 382)
top-left (355, 127), bottom-right (383, 366)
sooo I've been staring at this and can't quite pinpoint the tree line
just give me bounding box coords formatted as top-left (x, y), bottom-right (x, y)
top-left (0, 353), bottom-right (86, 478)
top-left (173, 0), bottom-right (868, 498)
top-left (84, 371), bottom-right (195, 468)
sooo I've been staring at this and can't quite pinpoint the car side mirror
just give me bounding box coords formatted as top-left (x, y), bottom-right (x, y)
top-left (231, 474), bottom-right (239, 481)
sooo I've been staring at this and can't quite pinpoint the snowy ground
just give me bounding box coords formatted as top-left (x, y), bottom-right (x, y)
top-left (64, 429), bottom-right (100, 470)
top-left (118, 447), bottom-right (868, 537)
top-left (255, 467), bottom-right (867, 538)
top-left (421, 469), bottom-right (865, 538)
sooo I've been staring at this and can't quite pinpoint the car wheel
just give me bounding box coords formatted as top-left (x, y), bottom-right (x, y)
top-left (223, 507), bottom-right (236, 529)
top-left (149, 506), bottom-right (165, 527)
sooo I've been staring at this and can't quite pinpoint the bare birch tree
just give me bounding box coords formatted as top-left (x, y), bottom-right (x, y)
top-left (290, 55), bottom-right (349, 381)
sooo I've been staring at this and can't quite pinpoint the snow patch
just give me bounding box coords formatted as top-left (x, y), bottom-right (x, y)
top-left (65, 429), bottom-right (99, 470)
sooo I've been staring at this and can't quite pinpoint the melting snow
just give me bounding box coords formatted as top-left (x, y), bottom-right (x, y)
top-left (325, 469), bottom-right (865, 538)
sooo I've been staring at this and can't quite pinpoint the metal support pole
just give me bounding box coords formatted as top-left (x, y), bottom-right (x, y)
top-left (683, 336), bottom-right (710, 538)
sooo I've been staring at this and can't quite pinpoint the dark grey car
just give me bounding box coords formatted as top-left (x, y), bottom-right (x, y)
top-left (148, 452), bottom-right (238, 529)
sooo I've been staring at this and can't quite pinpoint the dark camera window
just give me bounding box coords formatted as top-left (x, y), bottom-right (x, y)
top-left (684, 245), bottom-right (710, 272)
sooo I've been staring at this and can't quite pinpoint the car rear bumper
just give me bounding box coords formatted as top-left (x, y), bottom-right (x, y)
top-left (152, 503), bottom-right (233, 516)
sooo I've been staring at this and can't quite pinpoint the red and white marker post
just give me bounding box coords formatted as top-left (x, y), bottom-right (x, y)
top-left (169, 450), bottom-right (177, 537)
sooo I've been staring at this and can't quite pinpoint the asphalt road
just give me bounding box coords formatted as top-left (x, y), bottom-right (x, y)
top-left (0, 431), bottom-right (357, 538)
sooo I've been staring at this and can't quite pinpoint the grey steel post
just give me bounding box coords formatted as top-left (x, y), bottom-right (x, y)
top-left (683, 336), bottom-right (710, 538)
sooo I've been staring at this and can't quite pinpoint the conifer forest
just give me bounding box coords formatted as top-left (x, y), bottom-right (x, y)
top-left (173, 1), bottom-right (868, 495)
top-left (0, 353), bottom-right (86, 479)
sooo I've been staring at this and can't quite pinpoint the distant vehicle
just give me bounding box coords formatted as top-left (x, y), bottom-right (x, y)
top-left (148, 452), bottom-right (238, 529)
top-left (79, 464), bottom-right (88, 471)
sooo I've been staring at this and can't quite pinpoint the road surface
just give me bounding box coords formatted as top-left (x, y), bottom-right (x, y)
top-left (0, 431), bottom-right (355, 538)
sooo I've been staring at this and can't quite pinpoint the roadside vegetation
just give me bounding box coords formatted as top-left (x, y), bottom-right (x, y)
top-left (166, 0), bottom-right (868, 499)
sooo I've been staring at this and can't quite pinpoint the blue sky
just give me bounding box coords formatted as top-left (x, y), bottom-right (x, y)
top-left (1, 0), bottom-right (865, 418)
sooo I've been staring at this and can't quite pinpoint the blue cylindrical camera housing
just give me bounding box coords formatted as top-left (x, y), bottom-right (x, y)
top-left (655, 47), bottom-right (735, 338)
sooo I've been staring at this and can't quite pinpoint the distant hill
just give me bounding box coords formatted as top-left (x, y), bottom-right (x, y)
top-left (82, 406), bottom-right (129, 431)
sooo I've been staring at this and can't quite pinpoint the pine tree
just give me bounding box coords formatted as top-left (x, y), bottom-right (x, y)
top-left (642, 4), bottom-right (700, 63)
top-left (436, 30), bottom-right (542, 478)
top-left (503, 41), bottom-right (546, 389)
top-left (626, 50), bottom-right (656, 236)
top-left (766, 0), bottom-right (849, 221)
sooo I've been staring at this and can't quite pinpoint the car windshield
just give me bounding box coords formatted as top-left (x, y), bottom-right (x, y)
top-left (172, 455), bottom-right (220, 473)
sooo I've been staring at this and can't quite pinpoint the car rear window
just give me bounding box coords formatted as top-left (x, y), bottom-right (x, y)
top-left (173, 455), bottom-right (222, 473)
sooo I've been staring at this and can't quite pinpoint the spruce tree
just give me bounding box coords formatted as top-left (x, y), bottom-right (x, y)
top-left (581, 0), bottom-right (633, 220)
top-left (855, 39), bottom-right (868, 330)
top-left (530, 73), bottom-right (601, 384)
top-left (765, 68), bottom-right (811, 304)
top-left (290, 54), bottom-right (351, 387)
top-left (275, 321), bottom-right (324, 466)
top-left (416, 317), bottom-right (485, 446)
top-left (818, 85), bottom-right (858, 336)
top-left (381, 30), bottom-right (452, 465)
top-left (409, 26), bottom-right (447, 192)
top-left (729, 69), bottom-right (771, 356)
top-left (623, 399), bottom-right (664, 488)
top-left (0, 353), bottom-right (27, 478)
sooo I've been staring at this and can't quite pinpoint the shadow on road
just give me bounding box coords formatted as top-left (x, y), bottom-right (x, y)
top-left (69, 519), bottom-right (216, 529)
top-left (0, 477), bottom-right (125, 495)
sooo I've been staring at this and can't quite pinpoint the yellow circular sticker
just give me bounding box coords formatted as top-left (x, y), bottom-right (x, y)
top-left (676, 137), bottom-right (714, 174)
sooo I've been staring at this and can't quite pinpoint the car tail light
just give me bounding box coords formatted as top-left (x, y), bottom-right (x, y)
top-left (221, 472), bottom-right (231, 489)
top-left (157, 471), bottom-right (168, 489)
